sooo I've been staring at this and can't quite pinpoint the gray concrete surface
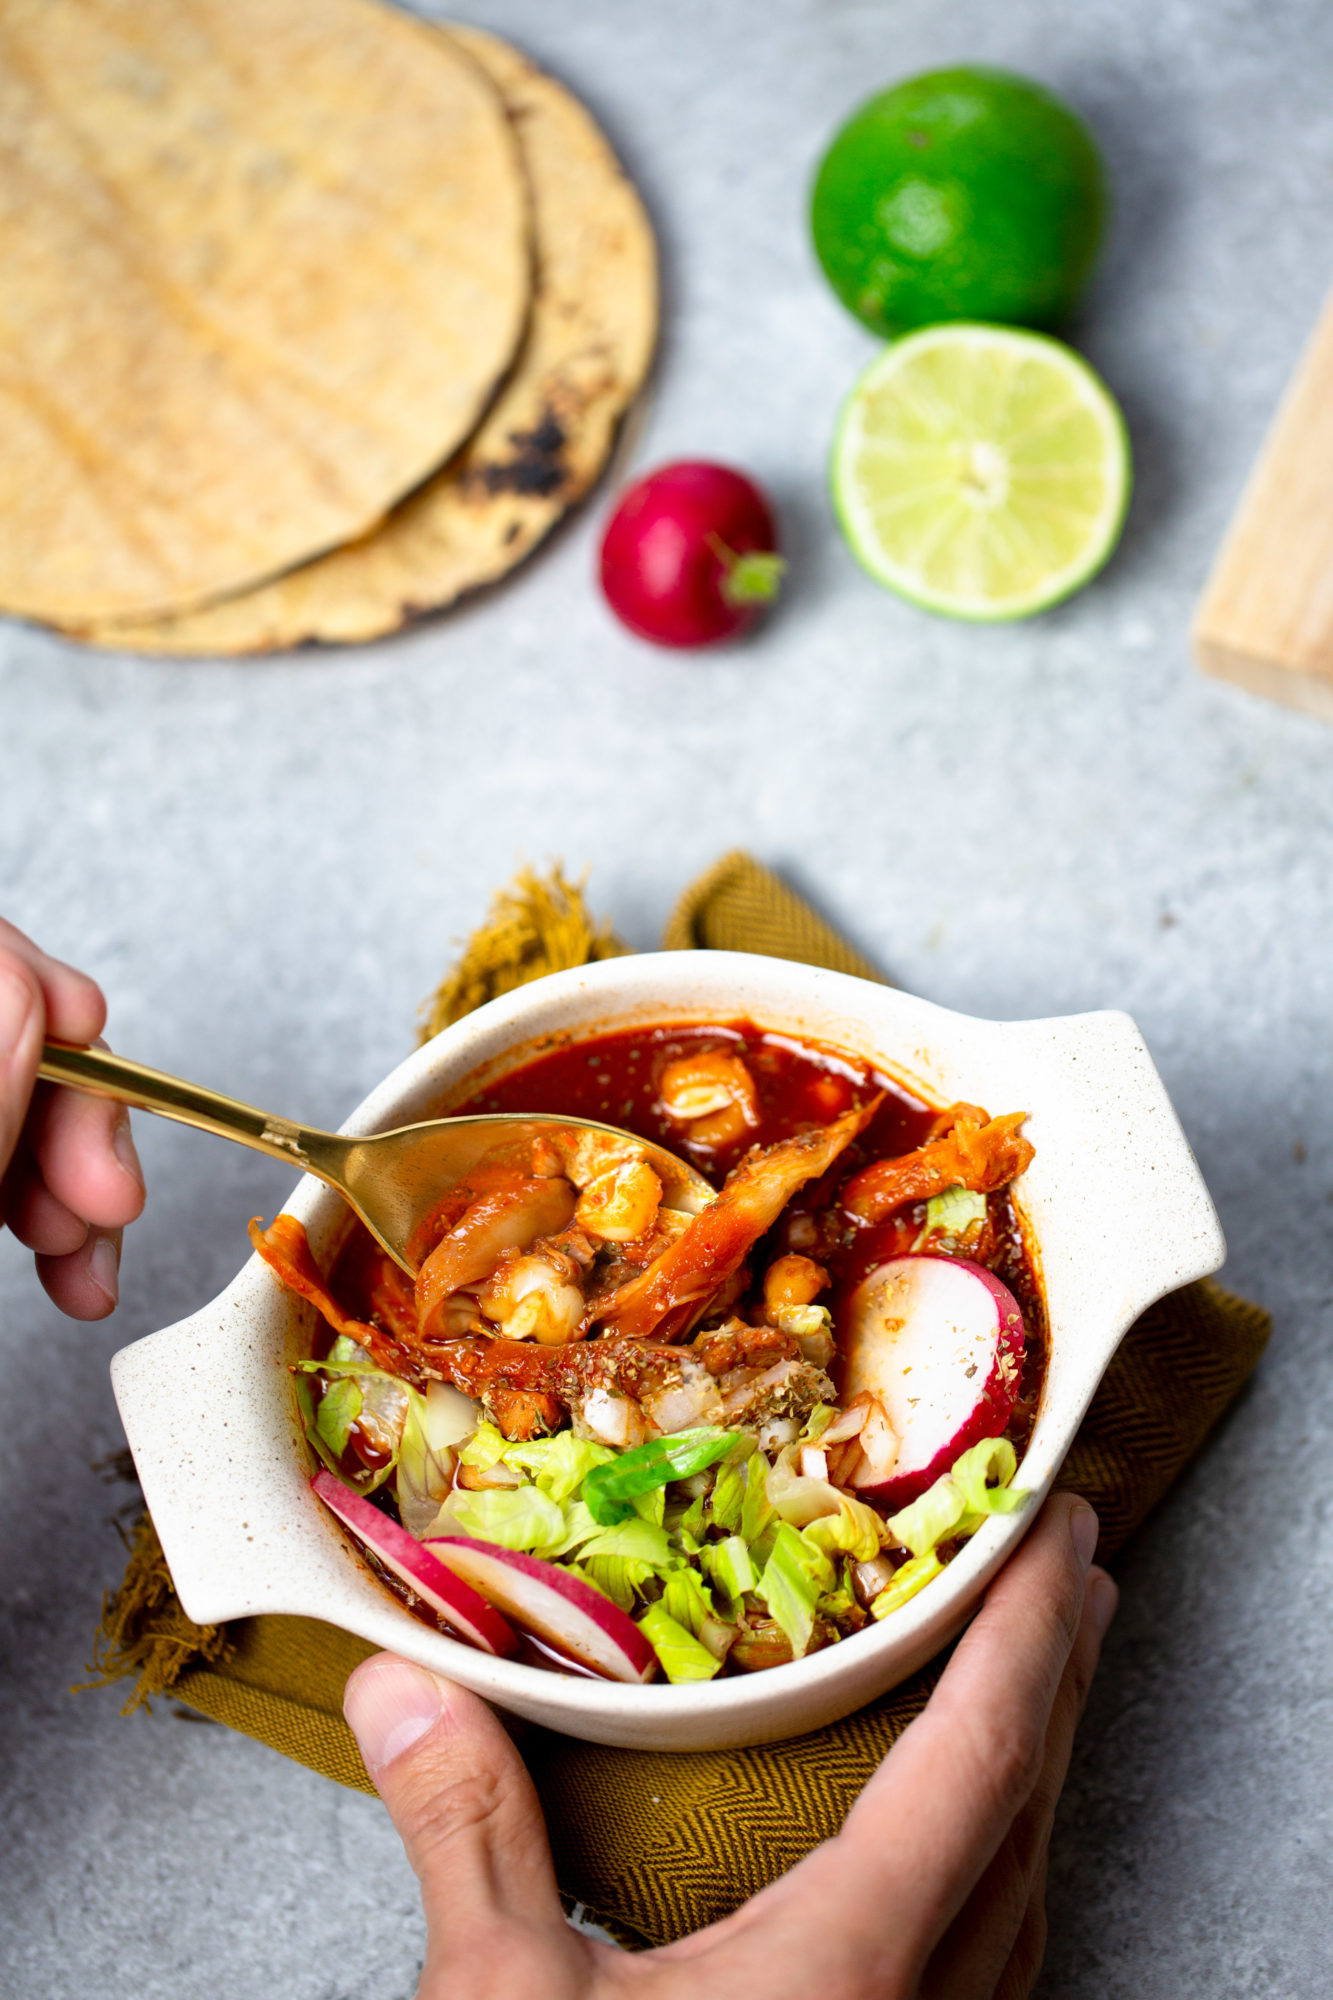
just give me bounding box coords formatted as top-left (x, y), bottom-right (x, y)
top-left (2, 0), bottom-right (1331, 1992)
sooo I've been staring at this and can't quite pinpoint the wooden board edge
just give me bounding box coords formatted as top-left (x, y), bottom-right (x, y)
top-left (1193, 625), bottom-right (1333, 725)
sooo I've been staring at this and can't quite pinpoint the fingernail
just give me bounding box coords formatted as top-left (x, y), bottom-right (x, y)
top-left (113, 1111), bottom-right (144, 1192)
top-left (88, 1233), bottom-right (120, 1310)
top-left (344, 1656), bottom-right (444, 1776)
top-left (0, 965), bottom-right (33, 1061)
top-left (1070, 1502), bottom-right (1100, 1570)
top-left (1089, 1571), bottom-right (1119, 1638)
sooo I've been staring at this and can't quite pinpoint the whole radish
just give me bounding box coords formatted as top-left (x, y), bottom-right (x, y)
top-left (599, 460), bottom-right (785, 648)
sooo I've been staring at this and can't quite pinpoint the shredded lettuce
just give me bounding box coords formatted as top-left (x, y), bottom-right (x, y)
top-left (700, 1534), bottom-right (757, 1612)
top-left (950, 1437), bottom-right (1026, 1519)
top-left (315, 1377), bottom-right (362, 1457)
top-left (295, 1335), bottom-right (411, 1466)
top-left (914, 1187), bottom-right (988, 1251)
top-left (661, 1568), bottom-right (718, 1638)
top-left (870, 1552), bottom-right (943, 1619)
top-left (801, 1493), bottom-right (884, 1563)
top-left (705, 1433), bottom-right (758, 1533)
top-left (630, 1483), bottom-right (668, 1528)
top-left (397, 1389), bottom-right (460, 1538)
top-left (295, 1373), bottom-right (352, 1477)
top-left (310, 1306), bottom-right (1031, 1670)
top-left (447, 1484), bottom-right (566, 1554)
top-left (294, 1340), bottom-right (407, 1489)
top-left (708, 1458), bottom-right (745, 1533)
top-left (578, 1555), bottom-right (657, 1612)
top-left (503, 1431), bottom-right (615, 1505)
top-left (799, 1403), bottom-right (837, 1445)
top-left (294, 1371), bottom-right (394, 1493)
top-left (756, 1522), bottom-right (835, 1660)
top-left (545, 1500), bottom-right (605, 1557)
top-left (299, 1341), bottom-right (410, 1437)
top-left (293, 1355), bottom-right (403, 1387)
top-left (888, 1437), bottom-right (1027, 1559)
top-left (578, 1517), bottom-right (675, 1569)
top-left (885, 1477), bottom-right (969, 1560)
top-left (817, 1559), bottom-right (859, 1624)
top-left (638, 1601), bottom-right (722, 1683)
top-left (457, 1422), bottom-right (511, 1472)
top-left (674, 1490), bottom-right (707, 1548)
top-left (765, 1436), bottom-right (883, 1560)
top-left (740, 1455), bottom-right (777, 1562)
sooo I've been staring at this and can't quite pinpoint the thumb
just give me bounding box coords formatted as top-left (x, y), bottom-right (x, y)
top-left (343, 1653), bottom-right (564, 1943)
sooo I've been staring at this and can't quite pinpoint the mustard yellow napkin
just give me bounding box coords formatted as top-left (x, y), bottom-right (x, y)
top-left (93, 854), bottom-right (1270, 1949)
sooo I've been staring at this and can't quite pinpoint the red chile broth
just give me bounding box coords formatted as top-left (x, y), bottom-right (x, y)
top-left (330, 1021), bottom-right (1046, 1443)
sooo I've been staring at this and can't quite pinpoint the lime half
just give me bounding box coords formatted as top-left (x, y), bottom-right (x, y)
top-left (831, 323), bottom-right (1131, 621)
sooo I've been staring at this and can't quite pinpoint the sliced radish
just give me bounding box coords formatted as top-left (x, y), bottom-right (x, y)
top-left (520, 1632), bottom-right (610, 1680)
top-left (841, 1256), bottom-right (1025, 1511)
top-left (311, 1470), bottom-right (518, 1658)
top-left (423, 1536), bottom-right (657, 1685)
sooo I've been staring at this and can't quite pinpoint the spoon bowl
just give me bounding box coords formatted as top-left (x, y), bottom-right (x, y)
top-left (36, 1040), bottom-right (713, 1275)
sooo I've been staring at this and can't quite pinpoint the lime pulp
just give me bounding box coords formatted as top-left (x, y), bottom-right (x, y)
top-left (830, 322), bottom-right (1131, 621)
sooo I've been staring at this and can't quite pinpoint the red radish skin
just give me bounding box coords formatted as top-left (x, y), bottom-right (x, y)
top-left (424, 1535), bottom-right (658, 1684)
top-left (841, 1256), bottom-right (1025, 1512)
top-left (599, 461), bottom-right (784, 648)
top-left (311, 1470), bottom-right (518, 1658)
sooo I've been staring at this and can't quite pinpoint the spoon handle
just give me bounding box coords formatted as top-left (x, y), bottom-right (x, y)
top-left (37, 1040), bottom-right (335, 1175)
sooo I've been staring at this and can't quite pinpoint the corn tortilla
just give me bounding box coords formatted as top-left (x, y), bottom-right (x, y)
top-left (0, 0), bottom-right (528, 625)
top-left (75, 23), bottom-right (658, 654)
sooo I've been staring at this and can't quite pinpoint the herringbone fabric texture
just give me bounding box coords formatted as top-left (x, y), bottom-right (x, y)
top-left (128, 855), bottom-right (1270, 1949)
top-left (663, 848), bottom-right (883, 980)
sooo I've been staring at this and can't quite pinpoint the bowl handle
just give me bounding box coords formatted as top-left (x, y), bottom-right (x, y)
top-left (992, 1007), bottom-right (1226, 1334)
top-left (110, 1260), bottom-right (350, 1627)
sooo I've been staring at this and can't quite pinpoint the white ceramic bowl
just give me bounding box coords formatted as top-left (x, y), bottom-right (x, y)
top-left (112, 953), bottom-right (1224, 1751)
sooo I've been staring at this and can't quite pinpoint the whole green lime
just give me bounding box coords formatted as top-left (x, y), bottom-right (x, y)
top-left (811, 67), bottom-right (1108, 338)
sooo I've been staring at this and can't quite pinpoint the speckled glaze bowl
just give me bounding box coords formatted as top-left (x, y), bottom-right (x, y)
top-left (111, 953), bottom-right (1225, 1751)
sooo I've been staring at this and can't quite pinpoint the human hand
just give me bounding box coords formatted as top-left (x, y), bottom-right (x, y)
top-left (0, 917), bottom-right (145, 1317)
top-left (344, 1490), bottom-right (1117, 2000)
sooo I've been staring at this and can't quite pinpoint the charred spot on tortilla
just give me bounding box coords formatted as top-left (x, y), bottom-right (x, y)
top-left (475, 413), bottom-right (569, 496)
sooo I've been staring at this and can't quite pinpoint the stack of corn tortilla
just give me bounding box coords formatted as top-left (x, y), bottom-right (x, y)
top-left (0, 0), bottom-right (657, 653)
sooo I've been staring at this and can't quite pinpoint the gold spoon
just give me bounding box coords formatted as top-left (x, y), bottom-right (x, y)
top-left (37, 1040), bottom-right (713, 1277)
